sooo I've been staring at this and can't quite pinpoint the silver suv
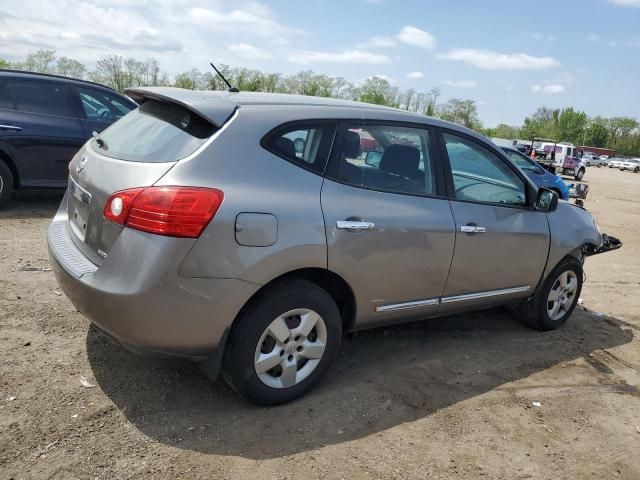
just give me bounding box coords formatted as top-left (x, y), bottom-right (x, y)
top-left (49, 88), bottom-right (605, 405)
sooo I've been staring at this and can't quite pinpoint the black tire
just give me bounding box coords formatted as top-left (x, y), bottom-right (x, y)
top-left (517, 257), bottom-right (583, 331)
top-left (634, 167), bottom-right (639, 174)
top-left (585, 161), bottom-right (590, 167)
top-left (222, 278), bottom-right (342, 406)
top-left (575, 168), bottom-right (585, 181)
top-left (0, 161), bottom-right (14, 208)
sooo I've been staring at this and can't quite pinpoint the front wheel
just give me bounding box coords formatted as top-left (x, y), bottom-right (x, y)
top-left (635, 167), bottom-right (639, 174)
top-left (575, 168), bottom-right (585, 181)
top-left (517, 257), bottom-right (583, 331)
top-left (222, 278), bottom-right (342, 406)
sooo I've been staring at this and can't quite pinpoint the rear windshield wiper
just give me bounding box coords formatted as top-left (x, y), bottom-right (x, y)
top-left (92, 131), bottom-right (108, 150)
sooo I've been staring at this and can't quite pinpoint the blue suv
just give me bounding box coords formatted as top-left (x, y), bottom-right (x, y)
top-left (501, 147), bottom-right (570, 200)
top-left (0, 70), bottom-right (136, 206)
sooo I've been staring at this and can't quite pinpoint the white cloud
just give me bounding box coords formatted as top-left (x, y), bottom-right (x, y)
top-left (441, 79), bottom-right (477, 88)
top-left (587, 33), bottom-right (600, 42)
top-left (608, 0), bottom-right (640, 6)
top-left (608, 39), bottom-right (618, 47)
top-left (521, 32), bottom-right (555, 41)
top-left (437, 49), bottom-right (559, 70)
top-left (532, 84), bottom-right (565, 93)
top-left (229, 43), bottom-right (271, 60)
top-left (407, 71), bottom-right (424, 79)
top-left (289, 49), bottom-right (391, 65)
top-left (356, 36), bottom-right (396, 49)
top-left (396, 26), bottom-right (436, 49)
top-left (188, 6), bottom-right (299, 37)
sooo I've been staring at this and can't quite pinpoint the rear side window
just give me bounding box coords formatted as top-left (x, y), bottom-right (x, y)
top-left (94, 99), bottom-right (216, 163)
top-left (10, 79), bottom-right (73, 117)
top-left (334, 123), bottom-right (435, 196)
top-left (0, 79), bottom-right (13, 109)
top-left (263, 123), bottom-right (336, 173)
top-left (77, 87), bottom-right (134, 123)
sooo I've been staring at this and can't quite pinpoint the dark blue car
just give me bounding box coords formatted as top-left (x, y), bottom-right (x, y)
top-left (0, 70), bottom-right (137, 206)
top-left (501, 146), bottom-right (570, 200)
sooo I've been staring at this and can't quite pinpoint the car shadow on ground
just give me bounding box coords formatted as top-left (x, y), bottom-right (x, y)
top-left (86, 307), bottom-right (635, 460)
top-left (0, 190), bottom-right (63, 219)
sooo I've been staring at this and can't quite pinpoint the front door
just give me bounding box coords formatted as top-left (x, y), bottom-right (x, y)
top-left (438, 130), bottom-right (549, 312)
top-left (321, 122), bottom-right (455, 328)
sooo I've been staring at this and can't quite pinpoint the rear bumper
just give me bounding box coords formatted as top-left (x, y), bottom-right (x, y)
top-left (47, 196), bottom-right (259, 360)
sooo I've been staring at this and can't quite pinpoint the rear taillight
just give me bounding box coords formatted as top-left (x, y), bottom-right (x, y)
top-left (103, 187), bottom-right (224, 238)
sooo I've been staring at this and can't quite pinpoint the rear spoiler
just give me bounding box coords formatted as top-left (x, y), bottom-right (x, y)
top-left (126, 87), bottom-right (238, 128)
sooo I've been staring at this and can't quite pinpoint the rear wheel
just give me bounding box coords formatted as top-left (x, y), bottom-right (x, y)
top-left (517, 257), bottom-right (582, 331)
top-left (222, 278), bottom-right (342, 406)
top-left (0, 161), bottom-right (14, 208)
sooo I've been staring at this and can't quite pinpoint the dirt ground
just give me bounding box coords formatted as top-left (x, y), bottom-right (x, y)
top-left (1, 167), bottom-right (639, 480)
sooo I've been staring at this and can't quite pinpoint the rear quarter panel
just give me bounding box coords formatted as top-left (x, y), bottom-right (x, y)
top-left (165, 107), bottom-right (330, 284)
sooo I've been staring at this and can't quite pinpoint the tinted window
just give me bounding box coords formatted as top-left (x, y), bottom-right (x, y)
top-left (0, 79), bottom-right (13, 109)
top-left (264, 123), bottom-right (335, 173)
top-left (94, 99), bottom-right (216, 163)
top-left (335, 124), bottom-right (435, 196)
top-left (77, 87), bottom-right (133, 123)
top-left (10, 79), bottom-right (73, 117)
top-left (444, 133), bottom-right (526, 206)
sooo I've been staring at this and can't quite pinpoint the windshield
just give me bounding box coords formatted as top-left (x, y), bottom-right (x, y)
top-left (93, 99), bottom-right (216, 162)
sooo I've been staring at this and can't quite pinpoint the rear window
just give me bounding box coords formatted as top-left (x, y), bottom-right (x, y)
top-left (94, 99), bottom-right (216, 162)
top-left (10, 79), bottom-right (73, 117)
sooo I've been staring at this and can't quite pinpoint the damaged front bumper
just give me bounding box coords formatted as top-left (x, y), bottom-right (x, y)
top-left (583, 233), bottom-right (623, 257)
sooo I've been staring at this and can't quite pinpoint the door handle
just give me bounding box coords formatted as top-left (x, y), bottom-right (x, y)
top-left (0, 124), bottom-right (22, 132)
top-left (337, 220), bottom-right (375, 230)
top-left (460, 225), bottom-right (486, 233)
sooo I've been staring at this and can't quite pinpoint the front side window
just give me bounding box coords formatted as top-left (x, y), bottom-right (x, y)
top-left (444, 133), bottom-right (526, 206)
top-left (264, 123), bottom-right (335, 173)
top-left (335, 124), bottom-right (435, 196)
top-left (10, 79), bottom-right (73, 117)
top-left (77, 87), bottom-right (133, 123)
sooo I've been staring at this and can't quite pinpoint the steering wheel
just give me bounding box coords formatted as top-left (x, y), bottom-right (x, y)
top-left (97, 108), bottom-right (112, 122)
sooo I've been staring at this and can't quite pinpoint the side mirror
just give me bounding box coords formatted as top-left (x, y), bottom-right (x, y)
top-left (365, 150), bottom-right (382, 167)
top-left (535, 188), bottom-right (558, 212)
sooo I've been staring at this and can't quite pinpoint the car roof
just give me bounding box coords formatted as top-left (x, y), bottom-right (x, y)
top-left (0, 69), bottom-right (121, 93)
top-left (127, 86), bottom-right (482, 139)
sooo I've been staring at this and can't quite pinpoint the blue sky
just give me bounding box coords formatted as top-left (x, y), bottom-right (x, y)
top-left (0, 0), bottom-right (639, 126)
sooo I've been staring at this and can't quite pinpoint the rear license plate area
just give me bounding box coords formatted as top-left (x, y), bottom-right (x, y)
top-left (68, 177), bottom-right (92, 242)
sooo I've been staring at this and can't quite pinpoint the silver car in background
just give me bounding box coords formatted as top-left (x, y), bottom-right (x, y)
top-left (619, 158), bottom-right (640, 173)
top-left (49, 88), bottom-right (606, 405)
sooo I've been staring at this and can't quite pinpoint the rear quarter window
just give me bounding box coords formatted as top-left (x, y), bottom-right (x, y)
top-left (93, 99), bottom-right (216, 162)
top-left (262, 122), bottom-right (336, 173)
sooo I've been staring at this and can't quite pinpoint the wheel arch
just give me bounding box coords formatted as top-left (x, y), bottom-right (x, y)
top-left (0, 148), bottom-right (19, 188)
top-left (199, 267), bottom-right (356, 381)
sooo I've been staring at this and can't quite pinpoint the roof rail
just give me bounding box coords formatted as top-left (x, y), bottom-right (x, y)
top-left (0, 68), bottom-right (119, 92)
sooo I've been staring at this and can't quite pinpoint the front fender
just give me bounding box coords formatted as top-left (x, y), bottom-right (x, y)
top-left (544, 201), bottom-right (602, 279)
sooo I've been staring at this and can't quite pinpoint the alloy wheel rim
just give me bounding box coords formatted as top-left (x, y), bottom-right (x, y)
top-left (254, 308), bottom-right (327, 389)
top-left (0, 175), bottom-right (3, 195)
top-left (547, 270), bottom-right (578, 321)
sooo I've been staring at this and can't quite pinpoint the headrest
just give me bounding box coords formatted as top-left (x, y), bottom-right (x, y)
top-left (274, 136), bottom-right (296, 158)
top-left (343, 130), bottom-right (361, 158)
top-left (379, 144), bottom-right (420, 177)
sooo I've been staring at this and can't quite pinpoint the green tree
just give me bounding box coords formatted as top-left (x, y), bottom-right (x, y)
top-left (0, 59), bottom-right (11, 69)
top-left (583, 118), bottom-right (609, 147)
top-left (56, 57), bottom-right (86, 79)
top-left (556, 107), bottom-right (587, 143)
top-left (23, 49), bottom-right (57, 73)
top-left (438, 98), bottom-right (482, 130)
top-left (359, 76), bottom-right (392, 106)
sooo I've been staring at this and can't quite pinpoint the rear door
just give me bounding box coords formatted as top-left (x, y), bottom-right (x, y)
top-left (321, 121), bottom-right (455, 328)
top-left (0, 77), bottom-right (85, 187)
top-left (438, 130), bottom-right (549, 312)
top-left (70, 85), bottom-right (136, 136)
